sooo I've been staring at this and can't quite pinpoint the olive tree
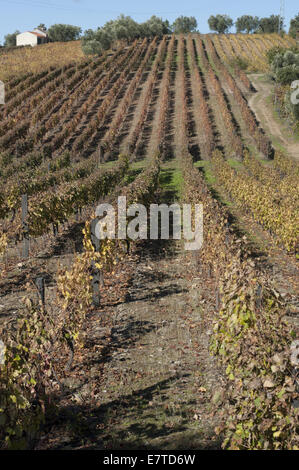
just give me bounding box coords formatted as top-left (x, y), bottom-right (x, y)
top-left (47, 24), bottom-right (82, 42)
top-left (258, 15), bottom-right (283, 34)
top-left (289, 13), bottom-right (299, 38)
top-left (4, 31), bottom-right (20, 47)
top-left (235, 15), bottom-right (259, 34)
top-left (81, 28), bottom-right (113, 55)
top-left (208, 15), bottom-right (233, 34)
top-left (172, 16), bottom-right (198, 33)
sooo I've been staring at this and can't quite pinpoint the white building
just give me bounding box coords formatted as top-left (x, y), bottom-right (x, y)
top-left (16, 29), bottom-right (48, 47)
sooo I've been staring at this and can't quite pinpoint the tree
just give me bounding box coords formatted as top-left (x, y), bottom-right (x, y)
top-left (269, 49), bottom-right (299, 84)
top-left (162, 19), bottom-right (171, 35)
top-left (81, 28), bottom-right (113, 55)
top-left (4, 30), bottom-right (20, 47)
top-left (208, 15), bottom-right (233, 34)
top-left (81, 38), bottom-right (105, 55)
top-left (172, 16), bottom-right (197, 33)
top-left (266, 46), bottom-right (286, 64)
top-left (268, 47), bottom-right (299, 124)
top-left (36, 24), bottom-right (47, 33)
top-left (47, 24), bottom-right (82, 42)
top-left (289, 13), bottom-right (299, 38)
top-left (140, 16), bottom-right (171, 37)
top-left (258, 15), bottom-right (283, 34)
top-left (111, 15), bottom-right (140, 42)
top-left (236, 15), bottom-right (259, 34)
top-left (81, 14), bottom-right (171, 56)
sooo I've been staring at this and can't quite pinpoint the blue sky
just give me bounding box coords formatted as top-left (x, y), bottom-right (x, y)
top-left (0, 0), bottom-right (298, 44)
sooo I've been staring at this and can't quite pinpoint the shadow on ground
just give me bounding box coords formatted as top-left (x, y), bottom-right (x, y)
top-left (42, 374), bottom-right (221, 450)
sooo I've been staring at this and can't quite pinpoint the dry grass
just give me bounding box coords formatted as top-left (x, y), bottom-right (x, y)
top-left (0, 40), bottom-right (85, 82)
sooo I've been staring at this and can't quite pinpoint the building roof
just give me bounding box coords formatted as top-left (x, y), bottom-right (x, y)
top-left (30, 31), bottom-right (46, 38)
top-left (17, 30), bottom-right (47, 38)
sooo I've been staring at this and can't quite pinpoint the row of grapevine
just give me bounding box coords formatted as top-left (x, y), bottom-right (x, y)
top-left (214, 33), bottom-right (295, 74)
top-left (2, 63), bottom-right (77, 118)
top-left (233, 34), bottom-right (268, 71)
top-left (44, 45), bottom-right (139, 156)
top-left (1, 40), bottom-right (165, 221)
top-left (0, 56), bottom-right (104, 151)
top-left (199, 37), bottom-right (244, 158)
top-left (175, 41), bottom-right (297, 449)
top-left (176, 36), bottom-right (190, 152)
top-left (187, 36), bottom-right (215, 158)
top-left (0, 147), bottom-right (161, 448)
top-left (176, 41), bottom-right (297, 450)
top-left (1, 152), bottom-right (99, 214)
top-left (243, 150), bottom-right (298, 203)
top-left (0, 43), bottom-right (137, 160)
top-left (99, 37), bottom-right (158, 155)
top-left (182, 35), bottom-right (298, 256)
top-left (212, 36), bottom-right (254, 93)
top-left (273, 149), bottom-right (299, 176)
top-left (234, 66), bottom-right (252, 92)
top-left (205, 37), bottom-right (272, 158)
top-left (0, 40), bottom-right (85, 82)
top-left (71, 39), bottom-right (148, 156)
top-left (211, 149), bottom-right (298, 253)
top-left (0, 156), bottom-right (129, 247)
top-left (3, 51), bottom-right (108, 106)
top-left (181, 150), bottom-right (298, 450)
top-left (153, 35), bottom-right (175, 158)
top-left (125, 36), bottom-right (168, 155)
top-left (172, 45), bottom-right (298, 442)
top-left (184, 35), bottom-right (298, 253)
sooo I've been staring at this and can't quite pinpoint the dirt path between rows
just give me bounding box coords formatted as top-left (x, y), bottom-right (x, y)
top-left (94, 243), bottom-right (224, 450)
top-left (36, 240), bottom-right (225, 450)
top-left (248, 74), bottom-right (299, 161)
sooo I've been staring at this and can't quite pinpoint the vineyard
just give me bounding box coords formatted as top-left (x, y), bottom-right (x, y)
top-left (0, 40), bottom-right (84, 82)
top-left (0, 33), bottom-right (298, 450)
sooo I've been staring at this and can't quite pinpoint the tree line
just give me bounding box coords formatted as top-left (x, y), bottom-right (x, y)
top-left (82, 15), bottom-right (200, 54)
top-left (208, 13), bottom-right (298, 35)
top-left (2, 16), bottom-right (196, 48)
top-left (2, 12), bottom-right (298, 50)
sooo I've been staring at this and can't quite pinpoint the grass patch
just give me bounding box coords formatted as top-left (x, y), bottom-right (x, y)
top-left (99, 159), bottom-right (118, 169)
top-left (130, 159), bottom-right (147, 171)
top-left (227, 158), bottom-right (243, 170)
top-left (194, 160), bottom-right (216, 185)
top-left (270, 137), bottom-right (289, 155)
top-left (159, 167), bottom-right (183, 199)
